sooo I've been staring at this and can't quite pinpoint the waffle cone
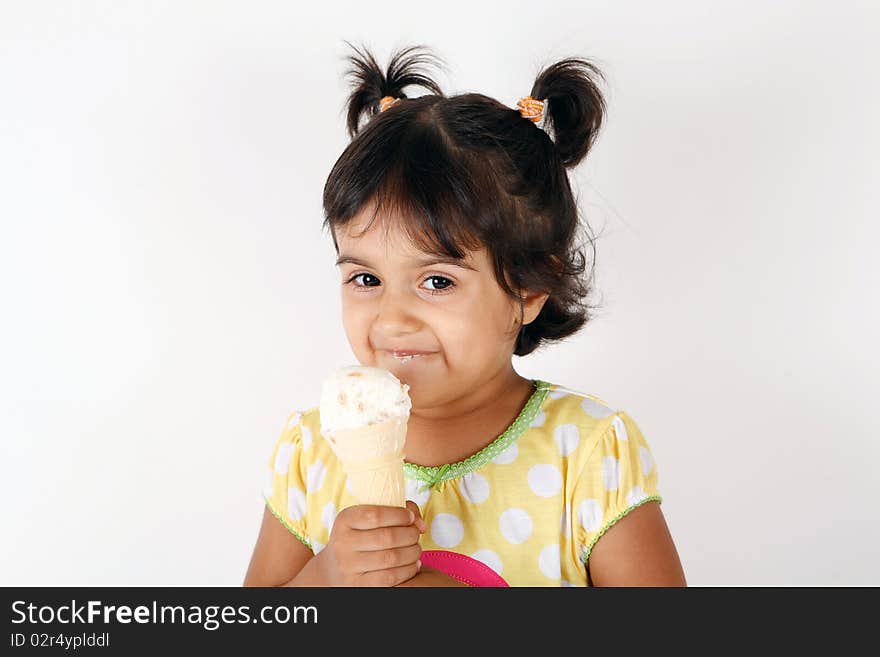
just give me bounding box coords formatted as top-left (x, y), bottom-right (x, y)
top-left (325, 417), bottom-right (407, 507)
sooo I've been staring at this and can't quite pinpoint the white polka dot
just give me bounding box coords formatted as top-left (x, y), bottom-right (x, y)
top-left (345, 475), bottom-right (353, 495)
top-left (602, 456), bottom-right (619, 491)
top-left (430, 513), bottom-right (464, 548)
top-left (471, 549), bottom-right (503, 575)
top-left (263, 469), bottom-right (274, 498)
top-left (538, 544), bottom-right (561, 580)
top-left (611, 415), bottom-right (628, 440)
top-left (307, 459), bottom-right (326, 493)
top-left (560, 503), bottom-right (571, 538)
top-left (491, 442), bottom-right (518, 465)
top-left (640, 447), bottom-right (654, 475)
top-left (459, 472), bottom-right (490, 504)
top-left (274, 442), bottom-right (295, 474)
top-left (311, 540), bottom-right (325, 554)
top-left (579, 499), bottom-right (603, 532)
top-left (554, 424), bottom-right (580, 456)
top-left (300, 425), bottom-right (313, 449)
top-left (581, 397), bottom-right (614, 419)
top-left (404, 477), bottom-right (431, 507)
top-left (528, 464), bottom-right (563, 497)
top-left (321, 502), bottom-right (337, 532)
top-left (499, 508), bottom-right (533, 544)
top-left (530, 410), bottom-right (546, 427)
top-left (287, 412), bottom-right (302, 430)
top-left (627, 486), bottom-right (649, 507)
top-left (287, 486), bottom-right (307, 521)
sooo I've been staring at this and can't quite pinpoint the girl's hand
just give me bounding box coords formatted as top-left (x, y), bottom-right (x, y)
top-left (294, 500), bottom-right (426, 586)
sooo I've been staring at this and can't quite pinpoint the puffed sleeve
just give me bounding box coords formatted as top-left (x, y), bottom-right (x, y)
top-left (261, 410), bottom-right (311, 550)
top-left (572, 410), bottom-right (663, 567)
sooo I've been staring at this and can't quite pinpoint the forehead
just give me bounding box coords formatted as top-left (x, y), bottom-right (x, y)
top-left (336, 211), bottom-right (417, 252)
top-left (335, 210), bottom-right (484, 268)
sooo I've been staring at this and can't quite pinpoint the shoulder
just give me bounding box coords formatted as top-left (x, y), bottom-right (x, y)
top-left (274, 404), bottom-right (328, 442)
top-left (286, 406), bottom-right (320, 448)
top-left (265, 405), bottom-right (329, 473)
top-left (540, 380), bottom-right (617, 418)
top-left (538, 379), bottom-right (619, 435)
top-left (279, 405), bottom-right (340, 467)
top-left (534, 380), bottom-right (651, 462)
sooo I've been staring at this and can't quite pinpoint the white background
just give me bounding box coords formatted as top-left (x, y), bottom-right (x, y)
top-left (1, 1), bottom-right (877, 586)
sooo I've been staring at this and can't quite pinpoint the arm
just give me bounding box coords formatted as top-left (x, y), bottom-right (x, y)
top-left (585, 501), bottom-right (686, 587)
top-left (243, 505), bottom-right (314, 586)
top-left (245, 502), bottom-right (424, 587)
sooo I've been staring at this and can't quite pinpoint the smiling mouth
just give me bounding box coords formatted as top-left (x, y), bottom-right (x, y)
top-left (387, 351), bottom-right (433, 363)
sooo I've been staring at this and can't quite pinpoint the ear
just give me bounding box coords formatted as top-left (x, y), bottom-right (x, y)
top-left (521, 290), bottom-right (550, 325)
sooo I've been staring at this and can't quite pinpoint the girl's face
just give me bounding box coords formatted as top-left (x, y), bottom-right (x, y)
top-left (335, 209), bottom-right (535, 411)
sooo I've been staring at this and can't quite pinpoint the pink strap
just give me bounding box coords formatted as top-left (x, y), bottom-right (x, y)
top-left (419, 550), bottom-right (509, 587)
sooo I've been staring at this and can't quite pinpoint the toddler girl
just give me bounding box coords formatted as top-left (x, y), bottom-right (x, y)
top-left (244, 42), bottom-right (686, 587)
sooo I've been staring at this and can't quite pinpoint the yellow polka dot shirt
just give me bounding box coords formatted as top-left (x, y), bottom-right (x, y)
top-left (262, 379), bottom-right (662, 587)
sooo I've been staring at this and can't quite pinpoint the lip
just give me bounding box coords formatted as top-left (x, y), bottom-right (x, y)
top-left (385, 349), bottom-right (435, 357)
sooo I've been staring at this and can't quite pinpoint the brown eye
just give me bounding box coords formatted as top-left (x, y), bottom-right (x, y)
top-left (347, 273), bottom-right (380, 287)
top-left (423, 275), bottom-right (455, 294)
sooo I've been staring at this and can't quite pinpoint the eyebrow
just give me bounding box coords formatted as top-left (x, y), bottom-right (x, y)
top-left (335, 254), bottom-right (477, 271)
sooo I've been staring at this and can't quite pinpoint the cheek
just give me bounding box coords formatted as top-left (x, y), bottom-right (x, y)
top-left (443, 299), bottom-right (517, 350)
top-left (340, 301), bottom-right (370, 342)
top-left (341, 310), bottom-right (377, 367)
top-left (470, 291), bottom-right (518, 331)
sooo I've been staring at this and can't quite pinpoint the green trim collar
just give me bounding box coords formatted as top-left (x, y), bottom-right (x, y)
top-left (403, 379), bottom-right (551, 491)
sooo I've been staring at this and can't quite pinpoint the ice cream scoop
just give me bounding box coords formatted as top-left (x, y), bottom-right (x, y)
top-left (319, 365), bottom-right (411, 432)
top-left (319, 366), bottom-right (411, 507)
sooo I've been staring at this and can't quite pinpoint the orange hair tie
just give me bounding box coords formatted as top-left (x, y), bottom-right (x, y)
top-left (516, 95), bottom-right (546, 124)
top-left (379, 95), bottom-right (401, 112)
top-left (379, 94), bottom-right (546, 128)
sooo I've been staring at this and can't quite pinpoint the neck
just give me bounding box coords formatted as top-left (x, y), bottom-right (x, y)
top-left (403, 364), bottom-right (536, 467)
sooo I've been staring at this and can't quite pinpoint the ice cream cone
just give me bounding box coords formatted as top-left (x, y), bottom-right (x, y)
top-left (324, 417), bottom-right (407, 507)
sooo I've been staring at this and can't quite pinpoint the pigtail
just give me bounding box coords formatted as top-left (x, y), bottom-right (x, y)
top-left (341, 41), bottom-right (448, 139)
top-left (530, 57), bottom-right (607, 167)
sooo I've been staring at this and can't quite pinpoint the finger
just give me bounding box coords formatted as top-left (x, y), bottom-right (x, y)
top-left (345, 504), bottom-right (415, 531)
top-left (358, 544), bottom-right (422, 574)
top-left (405, 500), bottom-right (427, 533)
top-left (353, 524), bottom-right (422, 551)
top-left (360, 560), bottom-right (422, 587)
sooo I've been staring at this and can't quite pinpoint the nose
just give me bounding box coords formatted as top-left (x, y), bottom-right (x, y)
top-left (372, 282), bottom-right (420, 334)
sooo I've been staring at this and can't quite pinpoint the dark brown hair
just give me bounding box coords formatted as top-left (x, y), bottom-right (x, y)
top-left (322, 42), bottom-right (607, 356)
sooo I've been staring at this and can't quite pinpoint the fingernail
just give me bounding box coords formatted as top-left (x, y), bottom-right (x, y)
top-left (416, 559), bottom-right (422, 570)
top-left (408, 510), bottom-right (415, 523)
